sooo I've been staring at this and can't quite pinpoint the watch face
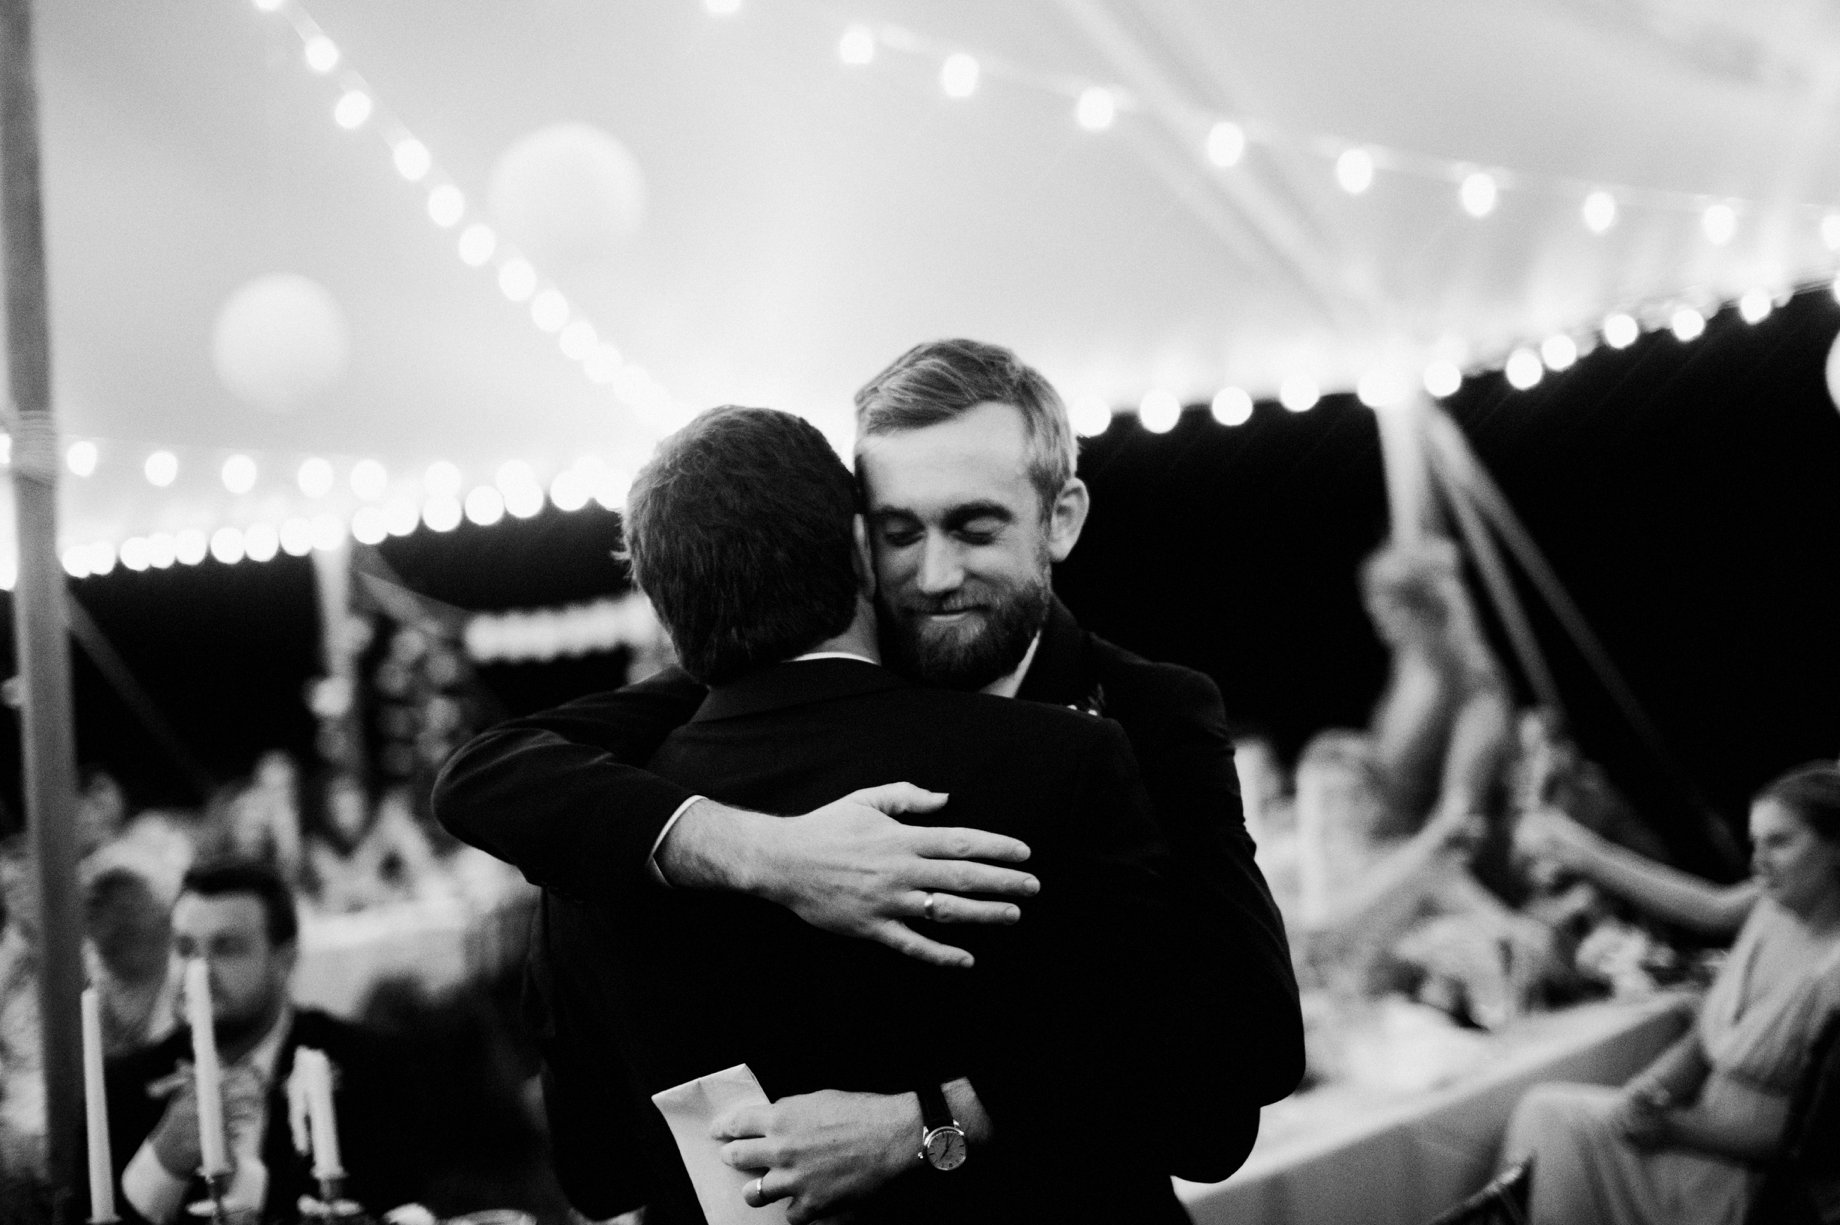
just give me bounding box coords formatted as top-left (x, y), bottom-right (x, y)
top-left (923, 1126), bottom-right (967, 1171)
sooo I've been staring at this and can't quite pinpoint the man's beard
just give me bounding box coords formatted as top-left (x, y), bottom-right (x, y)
top-left (878, 569), bottom-right (1052, 692)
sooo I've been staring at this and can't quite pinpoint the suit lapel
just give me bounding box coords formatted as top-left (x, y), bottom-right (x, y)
top-left (1016, 598), bottom-right (1103, 715)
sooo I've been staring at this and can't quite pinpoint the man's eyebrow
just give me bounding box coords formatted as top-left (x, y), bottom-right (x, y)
top-left (943, 502), bottom-right (1015, 529)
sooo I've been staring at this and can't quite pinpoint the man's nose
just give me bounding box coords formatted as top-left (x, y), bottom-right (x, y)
top-left (916, 536), bottom-right (965, 594)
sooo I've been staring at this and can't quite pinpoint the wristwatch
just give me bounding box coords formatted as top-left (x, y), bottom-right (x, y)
top-left (915, 1081), bottom-right (967, 1171)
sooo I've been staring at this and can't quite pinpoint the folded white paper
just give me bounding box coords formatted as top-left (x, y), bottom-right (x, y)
top-left (651, 1064), bottom-right (789, 1225)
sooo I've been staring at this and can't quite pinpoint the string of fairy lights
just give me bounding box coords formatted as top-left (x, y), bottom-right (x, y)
top-left (10, 0), bottom-right (1840, 590)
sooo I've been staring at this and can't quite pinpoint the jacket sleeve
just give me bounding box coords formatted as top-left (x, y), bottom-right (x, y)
top-left (960, 718), bottom-right (1259, 1184)
top-left (1121, 663), bottom-right (1305, 1108)
top-left (431, 667), bottom-right (708, 899)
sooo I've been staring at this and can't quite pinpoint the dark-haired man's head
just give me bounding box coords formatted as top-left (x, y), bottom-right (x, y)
top-left (854, 340), bottom-right (1088, 691)
top-left (174, 858), bottom-right (299, 1052)
top-left (623, 405), bottom-right (867, 684)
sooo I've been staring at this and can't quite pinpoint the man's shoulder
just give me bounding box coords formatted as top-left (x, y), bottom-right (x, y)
top-left (1079, 628), bottom-right (1226, 719)
top-left (897, 682), bottom-right (1130, 745)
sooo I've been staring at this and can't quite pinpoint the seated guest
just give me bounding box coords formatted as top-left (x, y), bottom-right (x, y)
top-left (86, 858), bottom-right (425, 1224)
top-left (83, 866), bottom-right (179, 1056)
top-left (1501, 763), bottom-right (1840, 1225)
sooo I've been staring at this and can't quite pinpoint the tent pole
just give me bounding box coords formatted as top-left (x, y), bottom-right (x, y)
top-left (1, 1), bottom-right (85, 1219)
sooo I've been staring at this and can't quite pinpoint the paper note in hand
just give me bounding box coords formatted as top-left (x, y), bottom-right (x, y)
top-left (651, 1064), bottom-right (789, 1225)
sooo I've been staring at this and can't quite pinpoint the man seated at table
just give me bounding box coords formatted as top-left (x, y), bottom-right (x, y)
top-left (86, 858), bottom-right (425, 1225)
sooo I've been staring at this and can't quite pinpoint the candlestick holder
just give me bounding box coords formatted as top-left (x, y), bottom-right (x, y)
top-left (202, 1170), bottom-right (232, 1225)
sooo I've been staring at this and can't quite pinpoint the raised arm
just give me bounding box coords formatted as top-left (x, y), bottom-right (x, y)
top-left (1514, 807), bottom-right (1757, 937)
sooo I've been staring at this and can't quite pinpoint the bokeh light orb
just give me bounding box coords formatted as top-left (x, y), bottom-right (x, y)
top-left (487, 123), bottom-right (646, 266)
top-left (211, 273), bottom-right (351, 414)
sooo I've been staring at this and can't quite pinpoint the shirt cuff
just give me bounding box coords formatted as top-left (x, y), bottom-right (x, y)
top-left (123, 1142), bottom-right (189, 1225)
top-left (647, 795), bottom-right (708, 887)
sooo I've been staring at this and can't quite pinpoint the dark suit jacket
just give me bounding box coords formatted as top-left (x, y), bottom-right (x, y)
top-left (434, 599), bottom-right (1304, 1214)
top-left (561, 658), bottom-right (1242, 1224)
top-left (84, 1009), bottom-right (424, 1224)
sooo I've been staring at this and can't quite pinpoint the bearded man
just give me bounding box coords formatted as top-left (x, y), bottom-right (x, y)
top-left (434, 338), bottom-right (1301, 1223)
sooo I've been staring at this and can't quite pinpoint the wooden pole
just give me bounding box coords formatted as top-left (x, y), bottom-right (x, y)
top-left (1, 1), bottom-right (86, 1218)
top-left (1372, 392), bottom-right (1432, 544)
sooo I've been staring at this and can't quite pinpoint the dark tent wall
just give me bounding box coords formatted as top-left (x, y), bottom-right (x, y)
top-left (1059, 288), bottom-right (1840, 876)
top-left (5, 295), bottom-right (1839, 864)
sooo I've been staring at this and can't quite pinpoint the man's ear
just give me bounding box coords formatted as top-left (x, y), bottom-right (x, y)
top-left (1046, 478), bottom-right (1090, 564)
top-left (851, 514), bottom-right (876, 599)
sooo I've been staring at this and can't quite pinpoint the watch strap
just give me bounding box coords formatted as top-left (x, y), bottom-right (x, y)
top-left (916, 1081), bottom-right (955, 1132)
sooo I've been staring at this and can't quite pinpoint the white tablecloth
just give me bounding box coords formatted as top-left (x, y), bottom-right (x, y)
top-left (1177, 992), bottom-right (1696, 1225)
top-left (292, 883), bottom-right (537, 1018)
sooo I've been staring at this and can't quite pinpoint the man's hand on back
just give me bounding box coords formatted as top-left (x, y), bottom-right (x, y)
top-left (713, 1088), bottom-right (920, 1225)
top-left (657, 783), bottom-right (1037, 968)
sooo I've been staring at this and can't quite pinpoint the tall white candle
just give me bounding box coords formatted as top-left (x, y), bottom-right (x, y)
top-left (298, 1049), bottom-right (344, 1179)
top-left (81, 989), bottom-right (117, 1221)
top-left (182, 959), bottom-right (229, 1175)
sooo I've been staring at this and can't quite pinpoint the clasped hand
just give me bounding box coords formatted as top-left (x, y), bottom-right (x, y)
top-left (147, 1064), bottom-right (266, 1177)
top-left (712, 1088), bottom-right (917, 1225)
top-left (761, 783), bottom-right (1039, 968)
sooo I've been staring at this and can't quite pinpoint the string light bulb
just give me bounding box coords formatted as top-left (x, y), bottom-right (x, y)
top-left (838, 25), bottom-right (875, 65)
top-left (1701, 203), bottom-right (1736, 246)
top-left (1540, 334), bottom-right (1578, 371)
top-left (423, 496), bottom-right (463, 533)
top-left (1738, 288), bottom-right (1773, 324)
top-left (1356, 369), bottom-right (1408, 408)
top-left (393, 139), bottom-right (431, 182)
top-left (1422, 361), bottom-right (1463, 399)
top-left (1206, 121), bottom-right (1245, 168)
top-left (465, 486), bottom-right (506, 527)
top-left (304, 36), bottom-right (339, 74)
top-left (1076, 87), bottom-right (1117, 132)
top-left (350, 458), bottom-right (389, 500)
top-left (1582, 190), bottom-right (1617, 234)
top-left (1670, 306), bottom-right (1706, 341)
top-left (427, 184), bottom-right (464, 228)
top-left (210, 527), bottom-right (247, 565)
top-left (1210, 387), bottom-right (1253, 426)
top-left (280, 518), bottom-right (315, 556)
top-left (1603, 313), bottom-right (1639, 349)
top-left (498, 258), bottom-right (537, 302)
top-left (1068, 395), bottom-right (1111, 437)
top-left (1459, 171), bottom-right (1498, 218)
top-left (175, 530), bottom-right (208, 566)
top-left (1279, 376), bottom-right (1320, 412)
top-left (531, 289), bottom-right (570, 333)
top-left (333, 90), bottom-right (372, 130)
top-left (66, 441), bottom-right (98, 477)
top-left (297, 457), bottom-right (334, 498)
top-left (560, 320), bottom-right (598, 360)
top-left (1335, 148), bottom-right (1374, 195)
top-left (1504, 348), bottom-right (1543, 389)
top-left (940, 53), bottom-right (979, 98)
top-left (1138, 389), bottom-right (1180, 433)
top-left (221, 454), bottom-right (258, 494)
top-left (457, 223), bottom-right (496, 266)
top-left (244, 523), bottom-right (280, 563)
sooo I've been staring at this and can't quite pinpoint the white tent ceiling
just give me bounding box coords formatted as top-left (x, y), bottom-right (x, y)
top-left (7, 0), bottom-right (1840, 559)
